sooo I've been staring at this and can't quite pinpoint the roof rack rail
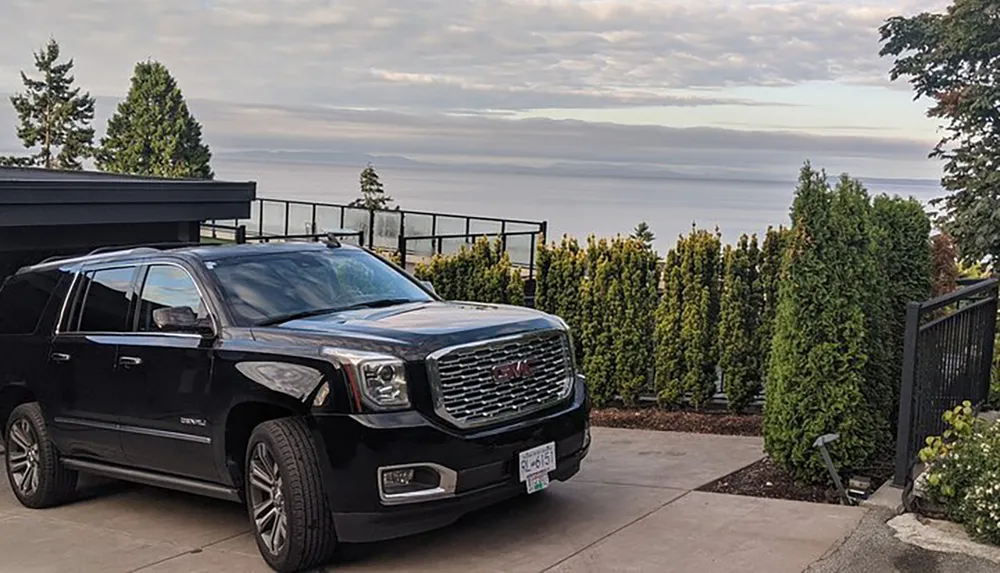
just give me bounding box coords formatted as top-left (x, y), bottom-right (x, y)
top-left (86, 241), bottom-right (208, 256)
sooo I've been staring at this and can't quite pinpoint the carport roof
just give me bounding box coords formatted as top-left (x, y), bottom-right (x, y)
top-left (0, 166), bottom-right (256, 228)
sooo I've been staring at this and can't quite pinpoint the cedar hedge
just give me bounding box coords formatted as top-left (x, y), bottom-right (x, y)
top-left (417, 162), bottom-right (933, 483)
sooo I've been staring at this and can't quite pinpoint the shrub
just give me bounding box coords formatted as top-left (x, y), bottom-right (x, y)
top-left (678, 226), bottom-right (723, 407)
top-left (535, 236), bottom-right (587, 362)
top-left (719, 234), bottom-right (763, 413)
top-left (920, 401), bottom-right (1000, 545)
top-left (654, 241), bottom-right (687, 405)
top-left (757, 226), bottom-right (791, 381)
top-left (870, 195), bottom-right (932, 431)
top-left (414, 237), bottom-right (524, 305)
top-left (577, 236), bottom-right (659, 407)
top-left (931, 233), bottom-right (960, 297)
top-left (764, 165), bottom-right (878, 483)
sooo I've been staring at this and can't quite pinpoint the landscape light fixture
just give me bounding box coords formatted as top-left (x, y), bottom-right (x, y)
top-left (813, 433), bottom-right (855, 506)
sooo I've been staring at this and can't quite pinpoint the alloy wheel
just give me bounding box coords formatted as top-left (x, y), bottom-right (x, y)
top-left (7, 418), bottom-right (40, 496)
top-left (249, 441), bottom-right (288, 556)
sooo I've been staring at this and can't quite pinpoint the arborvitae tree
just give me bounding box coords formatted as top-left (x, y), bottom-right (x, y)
top-left (719, 234), bottom-right (763, 412)
top-left (678, 226), bottom-right (723, 407)
top-left (2, 39), bottom-right (95, 169)
top-left (97, 61), bottom-right (213, 179)
top-left (758, 226), bottom-right (791, 379)
top-left (414, 237), bottom-right (524, 305)
top-left (654, 240), bottom-right (687, 405)
top-left (579, 237), bottom-right (616, 406)
top-left (764, 164), bottom-right (878, 483)
top-left (871, 195), bottom-right (933, 430)
top-left (613, 238), bottom-right (660, 404)
top-left (351, 163), bottom-right (394, 209)
top-left (535, 236), bottom-right (587, 362)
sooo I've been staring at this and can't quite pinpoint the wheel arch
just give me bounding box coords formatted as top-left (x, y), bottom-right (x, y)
top-left (221, 400), bottom-right (301, 491)
top-left (0, 384), bottom-right (37, 439)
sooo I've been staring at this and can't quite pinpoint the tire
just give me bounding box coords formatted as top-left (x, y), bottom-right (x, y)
top-left (4, 402), bottom-right (77, 508)
top-left (245, 418), bottom-right (337, 572)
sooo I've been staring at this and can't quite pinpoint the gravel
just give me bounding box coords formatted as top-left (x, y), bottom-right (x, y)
top-left (806, 507), bottom-right (999, 573)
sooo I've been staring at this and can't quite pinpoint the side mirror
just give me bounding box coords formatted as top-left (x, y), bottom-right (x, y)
top-left (420, 280), bottom-right (437, 295)
top-left (153, 306), bottom-right (214, 336)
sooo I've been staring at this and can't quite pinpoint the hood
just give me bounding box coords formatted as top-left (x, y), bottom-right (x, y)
top-left (251, 301), bottom-right (564, 359)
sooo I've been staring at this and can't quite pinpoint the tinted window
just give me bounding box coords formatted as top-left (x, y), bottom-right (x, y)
top-left (136, 265), bottom-right (209, 332)
top-left (0, 272), bottom-right (59, 335)
top-left (207, 249), bottom-right (433, 325)
top-left (76, 267), bottom-right (136, 333)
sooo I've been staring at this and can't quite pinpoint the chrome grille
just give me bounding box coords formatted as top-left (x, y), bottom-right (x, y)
top-left (427, 330), bottom-right (573, 429)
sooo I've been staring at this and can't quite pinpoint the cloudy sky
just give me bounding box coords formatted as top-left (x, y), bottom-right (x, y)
top-left (0, 0), bottom-right (951, 181)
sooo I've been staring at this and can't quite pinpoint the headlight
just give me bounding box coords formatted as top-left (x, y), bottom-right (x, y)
top-left (321, 348), bottom-right (410, 410)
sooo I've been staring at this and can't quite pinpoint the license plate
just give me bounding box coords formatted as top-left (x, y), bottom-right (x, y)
top-left (518, 441), bottom-right (556, 493)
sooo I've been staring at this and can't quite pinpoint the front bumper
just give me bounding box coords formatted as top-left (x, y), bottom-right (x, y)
top-left (309, 375), bottom-right (590, 543)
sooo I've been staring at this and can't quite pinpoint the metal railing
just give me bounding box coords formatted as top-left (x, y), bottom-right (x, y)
top-left (397, 230), bottom-right (545, 278)
top-left (207, 198), bottom-right (547, 273)
top-left (893, 277), bottom-right (999, 487)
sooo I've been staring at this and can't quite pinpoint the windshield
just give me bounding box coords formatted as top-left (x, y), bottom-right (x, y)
top-left (205, 248), bottom-right (434, 326)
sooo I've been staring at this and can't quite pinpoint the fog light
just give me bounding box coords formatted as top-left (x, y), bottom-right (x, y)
top-left (583, 422), bottom-right (591, 450)
top-left (378, 463), bottom-right (458, 505)
top-left (382, 468), bottom-right (415, 489)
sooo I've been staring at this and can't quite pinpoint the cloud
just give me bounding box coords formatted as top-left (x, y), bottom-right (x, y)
top-left (0, 0), bottom-right (950, 112)
top-left (0, 95), bottom-right (940, 179)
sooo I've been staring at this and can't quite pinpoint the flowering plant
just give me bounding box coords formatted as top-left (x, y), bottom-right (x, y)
top-left (919, 401), bottom-right (1000, 543)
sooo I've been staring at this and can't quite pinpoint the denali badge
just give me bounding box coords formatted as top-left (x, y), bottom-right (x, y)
top-left (492, 360), bottom-right (533, 382)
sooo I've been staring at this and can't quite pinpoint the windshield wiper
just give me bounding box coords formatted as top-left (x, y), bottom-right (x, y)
top-left (256, 307), bottom-right (343, 327)
top-left (336, 298), bottom-right (422, 312)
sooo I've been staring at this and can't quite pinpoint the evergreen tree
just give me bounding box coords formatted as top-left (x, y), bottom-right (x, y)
top-left (351, 163), bottom-right (394, 209)
top-left (96, 61), bottom-right (213, 179)
top-left (630, 222), bottom-right (656, 248)
top-left (764, 164), bottom-right (879, 483)
top-left (719, 234), bottom-right (763, 412)
top-left (931, 232), bottom-right (959, 297)
top-left (870, 195), bottom-right (933, 430)
top-left (654, 240), bottom-right (687, 405)
top-left (758, 226), bottom-right (791, 377)
top-left (678, 226), bottom-right (723, 407)
top-left (2, 39), bottom-right (95, 170)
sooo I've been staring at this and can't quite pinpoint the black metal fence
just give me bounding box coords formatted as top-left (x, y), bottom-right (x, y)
top-left (893, 277), bottom-right (999, 487)
top-left (397, 230), bottom-right (545, 279)
top-left (207, 198), bottom-right (547, 273)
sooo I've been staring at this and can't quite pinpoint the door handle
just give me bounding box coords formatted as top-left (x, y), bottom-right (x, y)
top-left (50, 352), bottom-right (71, 364)
top-left (118, 356), bottom-right (143, 368)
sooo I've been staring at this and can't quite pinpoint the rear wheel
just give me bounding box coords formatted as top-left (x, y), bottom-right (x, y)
top-left (4, 402), bottom-right (77, 508)
top-left (245, 418), bottom-right (337, 572)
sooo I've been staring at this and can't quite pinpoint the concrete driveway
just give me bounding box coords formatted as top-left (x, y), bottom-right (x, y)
top-left (0, 428), bottom-right (864, 572)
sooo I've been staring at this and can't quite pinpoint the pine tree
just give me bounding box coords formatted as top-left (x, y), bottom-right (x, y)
top-left (96, 61), bottom-right (213, 179)
top-left (2, 39), bottom-right (95, 170)
top-left (351, 163), bottom-right (394, 209)
top-left (764, 164), bottom-right (878, 483)
top-left (630, 222), bottom-right (656, 248)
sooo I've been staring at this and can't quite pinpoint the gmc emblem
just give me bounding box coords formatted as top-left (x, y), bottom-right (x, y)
top-left (492, 360), bottom-right (533, 382)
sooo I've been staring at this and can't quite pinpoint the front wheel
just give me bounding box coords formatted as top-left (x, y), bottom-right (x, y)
top-left (4, 402), bottom-right (77, 508)
top-left (245, 418), bottom-right (337, 572)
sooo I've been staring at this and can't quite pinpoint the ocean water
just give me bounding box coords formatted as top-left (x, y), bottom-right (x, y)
top-left (213, 159), bottom-right (945, 256)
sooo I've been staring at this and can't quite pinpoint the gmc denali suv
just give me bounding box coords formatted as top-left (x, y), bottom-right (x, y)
top-left (0, 239), bottom-right (590, 572)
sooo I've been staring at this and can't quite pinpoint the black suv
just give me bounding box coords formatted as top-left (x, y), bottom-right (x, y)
top-left (0, 241), bottom-right (590, 572)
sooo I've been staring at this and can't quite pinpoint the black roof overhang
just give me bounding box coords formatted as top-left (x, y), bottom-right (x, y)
top-left (0, 169), bottom-right (256, 228)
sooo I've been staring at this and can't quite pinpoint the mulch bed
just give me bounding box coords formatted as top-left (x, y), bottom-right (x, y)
top-left (696, 457), bottom-right (841, 504)
top-left (590, 407), bottom-right (762, 437)
top-left (591, 407), bottom-right (897, 505)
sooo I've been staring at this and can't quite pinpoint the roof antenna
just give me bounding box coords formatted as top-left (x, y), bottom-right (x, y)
top-left (324, 233), bottom-right (342, 248)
